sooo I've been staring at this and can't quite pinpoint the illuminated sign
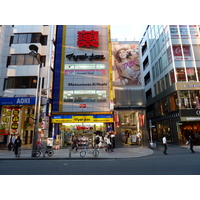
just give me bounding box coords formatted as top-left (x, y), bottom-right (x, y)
top-left (77, 30), bottom-right (99, 48)
top-left (52, 114), bottom-right (113, 123)
top-left (66, 53), bottom-right (105, 61)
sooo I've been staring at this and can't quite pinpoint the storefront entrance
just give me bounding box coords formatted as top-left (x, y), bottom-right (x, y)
top-left (56, 122), bottom-right (111, 148)
top-left (179, 121), bottom-right (200, 145)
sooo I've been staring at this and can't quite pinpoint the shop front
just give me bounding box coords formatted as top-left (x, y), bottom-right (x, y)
top-left (0, 97), bottom-right (36, 147)
top-left (51, 113), bottom-right (114, 149)
top-left (114, 110), bottom-right (146, 147)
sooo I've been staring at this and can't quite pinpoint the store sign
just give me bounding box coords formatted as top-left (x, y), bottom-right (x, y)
top-left (68, 83), bottom-right (108, 86)
top-left (79, 104), bottom-right (86, 108)
top-left (52, 114), bottom-right (113, 123)
top-left (0, 97), bottom-right (35, 105)
top-left (77, 30), bottom-right (99, 48)
top-left (66, 53), bottom-right (105, 61)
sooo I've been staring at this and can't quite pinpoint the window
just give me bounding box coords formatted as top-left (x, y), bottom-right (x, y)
top-left (63, 90), bottom-right (107, 103)
top-left (10, 54), bottom-right (45, 65)
top-left (197, 68), bottom-right (200, 81)
top-left (13, 33), bottom-right (47, 45)
top-left (170, 69), bottom-right (175, 83)
top-left (165, 73), bottom-right (170, 88)
top-left (170, 92), bottom-right (178, 111)
top-left (176, 68), bottom-right (186, 81)
top-left (64, 64), bottom-right (106, 76)
top-left (186, 68), bottom-right (197, 81)
top-left (5, 76), bottom-right (37, 89)
top-left (179, 90), bottom-right (200, 109)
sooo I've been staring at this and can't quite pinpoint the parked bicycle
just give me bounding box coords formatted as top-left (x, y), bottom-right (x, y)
top-left (80, 146), bottom-right (99, 158)
top-left (35, 146), bottom-right (54, 157)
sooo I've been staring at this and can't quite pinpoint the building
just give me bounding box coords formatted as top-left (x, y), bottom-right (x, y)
top-left (140, 25), bottom-right (200, 145)
top-left (0, 25), bottom-right (56, 148)
top-left (51, 25), bottom-right (113, 148)
top-left (112, 41), bottom-right (147, 146)
top-left (51, 25), bottom-right (147, 148)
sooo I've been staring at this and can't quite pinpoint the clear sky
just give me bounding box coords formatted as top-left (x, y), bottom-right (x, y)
top-left (110, 25), bottom-right (147, 41)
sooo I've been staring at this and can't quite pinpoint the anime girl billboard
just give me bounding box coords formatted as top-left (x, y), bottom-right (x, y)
top-left (112, 42), bottom-right (141, 86)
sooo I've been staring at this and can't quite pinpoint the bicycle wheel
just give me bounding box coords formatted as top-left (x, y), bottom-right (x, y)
top-left (47, 149), bottom-right (54, 157)
top-left (93, 149), bottom-right (99, 157)
top-left (80, 151), bottom-right (86, 157)
top-left (35, 151), bottom-right (41, 157)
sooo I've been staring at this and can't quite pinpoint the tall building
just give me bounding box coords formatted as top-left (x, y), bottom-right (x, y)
top-left (0, 25), bottom-right (56, 148)
top-left (52, 25), bottom-right (114, 148)
top-left (140, 25), bottom-right (200, 145)
top-left (51, 25), bottom-right (147, 148)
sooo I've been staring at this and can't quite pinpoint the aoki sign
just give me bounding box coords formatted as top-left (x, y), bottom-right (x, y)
top-left (0, 97), bottom-right (36, 105)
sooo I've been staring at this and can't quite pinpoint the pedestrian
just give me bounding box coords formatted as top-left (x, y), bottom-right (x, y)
top-left (14, 135), bottom-right (21, 157)
top-left (12, 134), bottom-right (16, 151)
top-left (162, 135), bottom-right (168, 155)
top-left (94, 134), bottom-right (100, 148)
top-left (7, 135), bottom-right (14, 151)
top-left (98, 135), bottom-right (104, 149)
top-left (105, 133), bottom-right (113, 152)
top-left (110, 132), bottom-right (115, 149)
top-left (71, 135), bottom-right (78, 152)
top-left (188, 135), bottom-right (195, 153)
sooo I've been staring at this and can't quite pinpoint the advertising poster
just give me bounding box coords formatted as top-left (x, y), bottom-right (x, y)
top-left (112, 42), bottom-right (141, 86)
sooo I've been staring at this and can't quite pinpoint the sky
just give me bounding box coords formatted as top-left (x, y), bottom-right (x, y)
top-left (110, 25), bottom-right (147, 41)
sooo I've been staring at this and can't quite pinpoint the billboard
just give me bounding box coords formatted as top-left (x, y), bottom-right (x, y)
top-left (112, 42), bottom-right (141, 86)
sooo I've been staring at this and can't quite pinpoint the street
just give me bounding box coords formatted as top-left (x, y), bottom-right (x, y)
top-left (0, 145), bottom-right (200, 175)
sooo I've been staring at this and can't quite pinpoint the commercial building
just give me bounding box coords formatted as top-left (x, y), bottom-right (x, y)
top-left (51, 25), bottom-right (147, 148)
top-left (0, 25), bottom-right (55, 148)
top-left (140, 25), bottom-right (200, 145)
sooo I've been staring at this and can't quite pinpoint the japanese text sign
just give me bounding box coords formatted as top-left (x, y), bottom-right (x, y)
top-left (77, 30), bottom-right (99, 48)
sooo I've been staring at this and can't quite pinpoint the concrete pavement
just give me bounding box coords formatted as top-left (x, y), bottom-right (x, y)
top-left (0, 146), bottom-right (154, 160)
top-left (1, 144), bottom-right (200, 160)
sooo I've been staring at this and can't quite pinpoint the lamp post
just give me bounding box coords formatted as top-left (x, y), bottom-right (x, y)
top-left (29, 45), bottom-right (42, 157)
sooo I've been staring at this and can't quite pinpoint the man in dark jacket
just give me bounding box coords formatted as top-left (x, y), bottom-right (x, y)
top-left (14, 136), bottom-right (22, 157)
top-left (188, 135), bottom-right (195, 153)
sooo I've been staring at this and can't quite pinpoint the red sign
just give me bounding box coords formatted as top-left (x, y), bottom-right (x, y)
top-left (79, 104), bottom-right (86, 108)
top-left (77, 30), bottom-right (99, 48)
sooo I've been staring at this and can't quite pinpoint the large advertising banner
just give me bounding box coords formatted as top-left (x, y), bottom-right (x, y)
top-left (112, 42), bottom-right (141, 86)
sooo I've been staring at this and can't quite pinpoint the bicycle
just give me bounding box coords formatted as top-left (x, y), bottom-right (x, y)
top-left (80, 146), bottom-right (99, 158)
top-left (35, 146), bottom-right (54, 157)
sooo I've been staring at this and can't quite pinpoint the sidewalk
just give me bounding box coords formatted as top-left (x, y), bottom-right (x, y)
top-left (0, 146), bottom-right (154, 160)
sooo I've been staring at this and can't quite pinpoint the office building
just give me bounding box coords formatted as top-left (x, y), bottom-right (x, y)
top-left (140, 25), bottom-right (200, 145)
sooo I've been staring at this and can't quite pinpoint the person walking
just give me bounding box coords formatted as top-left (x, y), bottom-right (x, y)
top-left (188, 135), bottom-right (195, 153)
top-left (162, 135), bottom-right (168, 155)
top-left (14, 135), bottom-right (21, 157)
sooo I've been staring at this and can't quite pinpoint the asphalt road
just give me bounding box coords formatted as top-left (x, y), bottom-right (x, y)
top-left (0, 145), bottom-right (199, 175)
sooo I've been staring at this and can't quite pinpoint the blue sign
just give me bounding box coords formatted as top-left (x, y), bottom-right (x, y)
top-left (0, 97), bottom-right (35, 105)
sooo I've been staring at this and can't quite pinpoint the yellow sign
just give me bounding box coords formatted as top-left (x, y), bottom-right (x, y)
top-left (72, 116), bottom-right (93, 123)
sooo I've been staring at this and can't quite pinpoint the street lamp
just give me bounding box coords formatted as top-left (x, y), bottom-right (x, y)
top-left (29, 45), bottom-right (42, 157)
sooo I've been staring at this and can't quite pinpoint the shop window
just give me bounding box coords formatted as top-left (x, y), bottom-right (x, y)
top-left (176, 68), bottom-right (186, 81)
top-left (170, 92), bottom-right (178, 111)
top-left (158, 97), bottom-right (168, 115)
top-left (186, 68), bottom-right (197, 81)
